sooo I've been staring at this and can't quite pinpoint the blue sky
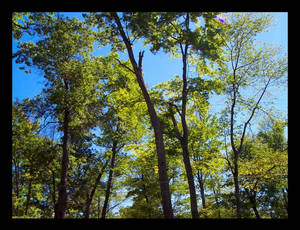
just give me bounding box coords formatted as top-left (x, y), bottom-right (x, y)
top-left (11, 12), bottom-right (288, 215)
top-left (12, 12), bottom-right (287, 114)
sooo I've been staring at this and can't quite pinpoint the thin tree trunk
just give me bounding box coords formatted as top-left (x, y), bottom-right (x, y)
top-left (196, 171), bottom-right (206, 209)
top-left (51, 169), bottom-right (56, 211)
top-left (111, 12), bottom-right (173, 218)
top-left (25, 179), bottom-right (32, 216)
top-left (233, 163), bottom-right (241, 218)
top-left (84, 158), bottom-right (109, 218)
top-left (245, 188), bottom-right (260, 219)
top-left (181, 141), bottom-right (199, 218)
top-left (245, 189), bottom-right (260, 218)
top-left (97, 197), bottom-right (101, 219)
top-left (212, 186), bottom-right (221, 218)
top-left (101, 141), bottom-right (117, 219)
top-left (141, 174), bottom-right (149, 204)
top-left (175, 12), bottom-right (199, 219)
top-left (252, 202), bottom-right (260, 219)
top-left (55, 78), bottom-right (70, 219)
top-left (229, 67), bottom-right (242, 218)
top-left (169, 104), bottom-right (199, 218)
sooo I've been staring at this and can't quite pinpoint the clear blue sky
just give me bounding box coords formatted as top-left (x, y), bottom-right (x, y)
top-left (11, 12), bottom-right (287, 214)
top-left (12, 12), bottom-right (288, 115)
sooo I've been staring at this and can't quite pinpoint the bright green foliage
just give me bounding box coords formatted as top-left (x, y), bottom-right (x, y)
top-left (120, 141), bottom-right (164, 218)
top-left (12, 103), bottom-right (61, 218)
top-left (12, 12), bottom-right (287, 219)
top-left (123, 12), bottom-right (224, 59)
top-left (13, 13), bottom-right (101, 131)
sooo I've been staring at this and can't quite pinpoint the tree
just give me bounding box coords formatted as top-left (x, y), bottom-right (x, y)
top-left (125, 12), bottom-right (226, 218)
top-left (12, 102), bottom-right (61, 218)
top-left (13, 13), bottom-right (101, 218)
top-left (119, 140), bottom-right (165, 218)
top-left (218, 13), bottom-right (287, 218)
top-left (83, 12), bottom-right (174, 218)
top-left (12, 12), bottom-right (287, 219)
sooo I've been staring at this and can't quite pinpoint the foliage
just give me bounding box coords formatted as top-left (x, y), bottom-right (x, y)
top-left (12, 12), bottom-right (287, 219)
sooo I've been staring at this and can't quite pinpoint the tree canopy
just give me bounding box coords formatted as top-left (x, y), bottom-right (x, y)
top-left (12, 12), bottom-right (287, 219)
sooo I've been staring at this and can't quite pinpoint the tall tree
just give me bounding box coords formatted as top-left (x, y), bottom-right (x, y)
top-left (13, 13), bottom-right (100, 218)
top-left (129, 12), bottom-right (226, 218)
top-left (83, 12), bottom-right (174, 218)
top-left (219, 13), bottom-right (287, 218)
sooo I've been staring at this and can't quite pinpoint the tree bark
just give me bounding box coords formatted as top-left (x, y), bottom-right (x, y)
top-left (101, 141), bottom-right (117, 219)
top-left (55, 79), bottom-right (70, 219)
top-left (111, 12), bottom-right (173, 218)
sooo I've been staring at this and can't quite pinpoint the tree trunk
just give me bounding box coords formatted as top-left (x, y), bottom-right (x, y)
top-left (25, 179), bottom-right (32, 216)
top-left (181, 138), bottom-right (199, 218)
top-left (141, 174), bottom-right (149, 204)
top-left (196, 171), bottom-right (206, 209)
top-left (212, 186), bottom-right (221, 218)
top-left (112, 12), bottom-right (173, 218)
top-left (13, 158), bottom-right (20, 216)
top-left (252, 201), bottom-right (260, 219)
top-left (55, 79), bottom-right (70, 219)
top-left (229, 69), bottom-right (242, 218)
top-left (84, 158), bottom-right (109, 218)
top-left (169, 44), bottom-right (199, 218)
top-left (51, 169), bottom-right (56, 211)
top-left (101, 141), bottom-right (117, 219)
top-left (178, 14), bottom-right (199, 218)
top-left (244, 188), bottom-right (259, 218)
top-left (233, 162), bottom-right (241, 218)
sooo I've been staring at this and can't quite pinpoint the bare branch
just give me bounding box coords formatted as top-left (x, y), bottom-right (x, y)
top-left (113, 57), bottom-right (135, 74)
top-left (238, 77), bottom-right (272, 152)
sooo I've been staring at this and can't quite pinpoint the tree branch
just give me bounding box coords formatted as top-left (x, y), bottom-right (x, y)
top-left (238, 77), bottom-right (271, 152)
top-left (113, 57), bottom-right (135, 74)
top-left (167, 101), bottom-right (182, 117)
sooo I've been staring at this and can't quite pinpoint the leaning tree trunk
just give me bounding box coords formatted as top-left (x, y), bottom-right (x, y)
top-left (245, 189), bottom-right (260, 219)
top-left (101, 141), bottom-right (117, 219)
top-left (112, 13), bottom-right (173, 218)
top-left (84, 158), bottom-right (109, 218)
top-left (251, 197), bottom-right (260, 219)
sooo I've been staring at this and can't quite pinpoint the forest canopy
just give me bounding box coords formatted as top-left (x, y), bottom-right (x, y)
top-left (12, 12), bottom-right (287, 219)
